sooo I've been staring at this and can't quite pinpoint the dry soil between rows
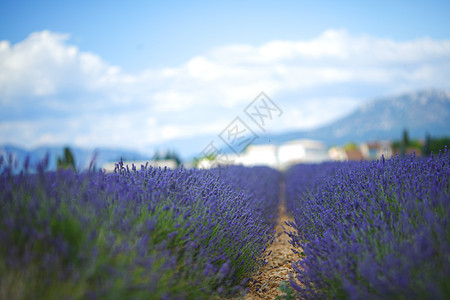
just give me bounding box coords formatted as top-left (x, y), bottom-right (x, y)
top-left (240, 182), bottom-right (302, 300)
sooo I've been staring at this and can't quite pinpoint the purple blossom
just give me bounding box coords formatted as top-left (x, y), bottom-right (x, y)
top-left (285, 149), bottom-right (450, 299)
top-left (0, 154), bottom-right (280, 299)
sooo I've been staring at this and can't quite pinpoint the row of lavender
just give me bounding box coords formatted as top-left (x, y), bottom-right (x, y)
top-left (285, 149), bottom-right (450, 299)
top-left (0, 157), bottom-right (280, 299)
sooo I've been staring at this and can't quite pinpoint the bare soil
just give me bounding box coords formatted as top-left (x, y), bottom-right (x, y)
top-left (241, 182), bottom-right (302, 300)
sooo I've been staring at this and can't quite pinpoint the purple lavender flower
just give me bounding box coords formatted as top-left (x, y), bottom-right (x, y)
top-left (286, 149), bottom-right (450, 299)
top-left (0, 154), bottom-right (281, 299)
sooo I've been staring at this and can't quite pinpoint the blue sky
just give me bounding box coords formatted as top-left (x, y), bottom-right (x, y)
top-left (2, 1), bottom-right (449, 71)
top-left (1, 0), bottom-right (450, 157)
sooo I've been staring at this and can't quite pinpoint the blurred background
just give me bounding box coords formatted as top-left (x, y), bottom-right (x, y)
top-left (1, 0), bottom-right (449, 170)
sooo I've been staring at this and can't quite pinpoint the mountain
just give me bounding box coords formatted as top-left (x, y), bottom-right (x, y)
top-left (258, 89), bottom-right (450, 146)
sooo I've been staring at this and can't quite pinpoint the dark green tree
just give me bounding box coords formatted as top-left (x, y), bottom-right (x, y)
top-left (164, 150), bottom-right (182, 167)
top-left (423, 132), bottom-right (431, 156)
top-left (423, 136), bottom-right (450, 156)
top-left (402, 128), bottom-right (410, 146)
top-left (152, 149), bottom-right (182, 167)
top-left (401, 128), bottom-right (410, 156)
top-left (57, 147), bottom-right (76, 171)
top-left (152, 151), bottom-right (161, 161)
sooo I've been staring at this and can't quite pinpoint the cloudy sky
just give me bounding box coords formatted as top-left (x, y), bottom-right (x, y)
top-left (1, 0), bottom-right (450, 157)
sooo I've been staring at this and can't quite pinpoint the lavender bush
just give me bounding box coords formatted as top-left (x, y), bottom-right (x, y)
top-left (284, 162), bottom-right (348, 213)
top-left (0, 157), bottom-right (280, 299)
top-left (212, 165), bottom-right (281, 226)
top-left (285, 150), bottom-right (450, 299)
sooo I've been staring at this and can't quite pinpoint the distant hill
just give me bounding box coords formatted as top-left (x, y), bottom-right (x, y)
top-left (257, 89), bottom-right (450, 146)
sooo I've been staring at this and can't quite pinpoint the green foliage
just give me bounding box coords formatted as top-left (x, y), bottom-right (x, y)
top-left (153, 149), bottom-right (182, 166)
top-left (343, 142), bottom-right (358, 150)
top-left (57, 147), bottom-right (76, 171)
top-left (394, 133), bottom-right (450, 157)
top-left (277, 281), bottom-right (297, 300)
top-left (392, 129), bottom-right (426, 156)
top-left (192, 153), bottom-right (217, 168)
top-left (423, 136), bottom-right (450, 156)
top-left (49, 210), bottom-right (85, 264)
top-left (399, 128), bottom-right (410, 155)
top-left (402, 128), bottom-right (410, 147)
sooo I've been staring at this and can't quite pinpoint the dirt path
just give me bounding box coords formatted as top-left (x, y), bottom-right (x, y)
top-left (242, 182), bottom-right (301, 300)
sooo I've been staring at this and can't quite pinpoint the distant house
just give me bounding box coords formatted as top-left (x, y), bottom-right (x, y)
top-left (102, 159), bottom-right (178, 173)
top-left (405, 146), bottom-right (422, 156)
top-left (277, 139), bottom-right (330, 169)
top-left (328, 146), bottom-right (364, 161)
top-left (328, 146), bottom-right (346, 161)
top-left (198, 144), bottom-right (280, 169)
top-left (360, 141), bottom-right (393, 160)
top-left (194, 139), bottom-right (330, 170)
top-left (345, 148), bottom-right (364, 161)
top-left (329, 140), bottom-right (394, 161)
top-left (240, 144), bottom-right (279, 168)
top-left (196, 153), bottom-right (241, 169)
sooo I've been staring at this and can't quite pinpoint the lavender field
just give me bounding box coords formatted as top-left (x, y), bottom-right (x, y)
top-left (285, 149), bottom-right (449, 299)
top-left (0, 157), bottom-right (280, 299)
top-left (1, 149), bottom-right (449, 299)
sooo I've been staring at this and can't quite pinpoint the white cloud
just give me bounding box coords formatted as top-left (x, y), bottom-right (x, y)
top-left (1, 29), bottom-right (450, 154)
top-left (0, 31), bottom-right (118, 102)
top-left (279, 97), bottom-right (362, 130)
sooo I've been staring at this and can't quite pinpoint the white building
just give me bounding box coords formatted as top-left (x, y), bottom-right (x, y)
top-left (194, 139), bottom-right (330, 170)
top-left (196, 153), bottom-right (241, 169)
top-left (277, 139), bottom-right (330, 169)
top-left (360, 141), bottom-right (393, 160)
top-left (240, 144), bottom-right (279, 168)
